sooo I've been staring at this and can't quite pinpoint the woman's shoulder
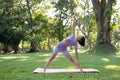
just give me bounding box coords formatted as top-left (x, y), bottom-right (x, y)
top-left (66, 33), bottom-right (75, 40)
top-left (70, 33), bottom-right (75, 38)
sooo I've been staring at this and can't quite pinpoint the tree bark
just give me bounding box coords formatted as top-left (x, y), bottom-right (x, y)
top-left (26, 0), bottom-right (38, 52)
top-left (48, 35), bottom-right (51, 50)
top-left (3, 44), bottom-right (9, 53)
top-left (29, 42), bottom-right (39, 52)
top-left (91, 0), bottom-right (116, 51)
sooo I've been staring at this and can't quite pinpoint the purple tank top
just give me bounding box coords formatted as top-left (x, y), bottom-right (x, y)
top-left (65, 34), bottom-right (78, 48)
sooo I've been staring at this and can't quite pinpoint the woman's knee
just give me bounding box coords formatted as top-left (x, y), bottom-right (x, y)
top-left (66, 55), bottom-right (74, 61)
top-left (50, 53), bottom-right (57, 60)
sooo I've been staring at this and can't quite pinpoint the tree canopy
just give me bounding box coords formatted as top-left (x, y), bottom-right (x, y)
top-left (0, 0), bottom-right (119, 53)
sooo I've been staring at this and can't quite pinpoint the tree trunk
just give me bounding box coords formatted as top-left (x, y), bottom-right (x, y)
top-left (91, 0), bottom-right (116, 51)
top-left (48, 35), bottom-right (51, 50)
top-left (3, 43), bottom-right (9, 53)
top-left (11, 43), bottom-right (19, 53)
top-left (26, 0), bottom-right (38, 52)
top-left (29, 42), bottom-right (39, 52)
top-left (57, 11), bottom-right (64, 42)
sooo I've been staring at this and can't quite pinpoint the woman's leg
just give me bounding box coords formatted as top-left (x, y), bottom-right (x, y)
top-left (63, 51), bottom-right (83, 72)
top-left (44, 53), bottom-right (57, 73)
top-left (65, 54), bottom-right (80, 68)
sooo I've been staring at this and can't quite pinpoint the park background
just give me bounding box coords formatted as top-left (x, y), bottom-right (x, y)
top-left (0, 0), bottom-right (120, 80)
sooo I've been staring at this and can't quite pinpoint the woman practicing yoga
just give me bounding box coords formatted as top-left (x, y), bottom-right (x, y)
top-left (44, 15), bottom-right (85, 73)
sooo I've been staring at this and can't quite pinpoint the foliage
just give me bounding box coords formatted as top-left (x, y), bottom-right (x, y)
top-left (76, 0), bottom-right (97, 49)
top-left (52, 0), bottom-right (77, 41)
top-left (0, 27), bottom-right (24, 44)
top-left (91, 0), bottom-right (117, 50)
top-left (0, 26), bottom-right (25, 53)
top-left (0, 0), bottom-right (26, 53)
top-left (0, 0), bottom-right (119, 53)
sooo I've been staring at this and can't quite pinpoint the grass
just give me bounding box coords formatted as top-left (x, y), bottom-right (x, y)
top-left (0, 50), bottom-right (120, 80)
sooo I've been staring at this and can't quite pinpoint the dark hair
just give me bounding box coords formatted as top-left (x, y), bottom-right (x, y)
top-left (78, 36), bottom-right (85, 46)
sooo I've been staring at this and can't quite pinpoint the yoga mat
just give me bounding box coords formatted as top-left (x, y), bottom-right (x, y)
top-left (33, 68), bottom-right (100, 73)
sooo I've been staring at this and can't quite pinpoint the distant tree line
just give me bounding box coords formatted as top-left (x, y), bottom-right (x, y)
top-left (0, 0), bottom-right (119, 54)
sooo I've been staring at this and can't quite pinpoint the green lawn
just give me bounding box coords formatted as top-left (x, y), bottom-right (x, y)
top-left (0, 50), bottom-right (120, 80)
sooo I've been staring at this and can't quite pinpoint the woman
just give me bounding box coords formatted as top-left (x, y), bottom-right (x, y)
top-left (44, 16), bottom-right (85, 73)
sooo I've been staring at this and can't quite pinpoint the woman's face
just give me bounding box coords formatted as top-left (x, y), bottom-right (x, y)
top-left (76, 36), bottom-right (83, 41)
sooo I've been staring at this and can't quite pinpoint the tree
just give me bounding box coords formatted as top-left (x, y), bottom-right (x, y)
top-left (75, 0), bottom-right (97, 49)
top-left (91, 0), bottom-right (116, 51)
top-left (25, 0), bottom-right (42, 52)
top-left (0, 0), bottom-right (25, 53)
top-left (52, 0), bottom-right (77, 41)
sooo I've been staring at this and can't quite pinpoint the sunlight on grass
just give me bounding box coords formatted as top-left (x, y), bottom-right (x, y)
top-left (1, 56), bottom-right (30, 60)
top-left (67, 66), bottom-right (76, 69)
top-left (0, 51), bottom-right (120, 80)
top-left (16, 58), bottom-right (28, 61)
top-left (38, 53), bottom-right (51, 57)
top-left (105, 65), bottom-right (120, 70)
top-left (0, 60), bottom-right (3, 62)
top-left (101, 58), bottom-right (110, 62)
top-left (0, 56), bottom-right (30, 62)
top-left (111, 73), bottom-right (120, 78)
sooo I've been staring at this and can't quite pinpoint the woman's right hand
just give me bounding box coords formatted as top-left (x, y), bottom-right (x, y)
top-left (80, 68), bottom-right (83, 72)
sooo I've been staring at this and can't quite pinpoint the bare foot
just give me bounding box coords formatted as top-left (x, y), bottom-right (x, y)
top-left (80, 68), bottom-right (83, 72)
top-left (75, 66), bottom-right (83, 72)
top-left (43, 68), bottom-right (46, 74)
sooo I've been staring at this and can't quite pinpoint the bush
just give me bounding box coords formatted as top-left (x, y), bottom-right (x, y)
top-left (0, 26), bottom-right (25, 53)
